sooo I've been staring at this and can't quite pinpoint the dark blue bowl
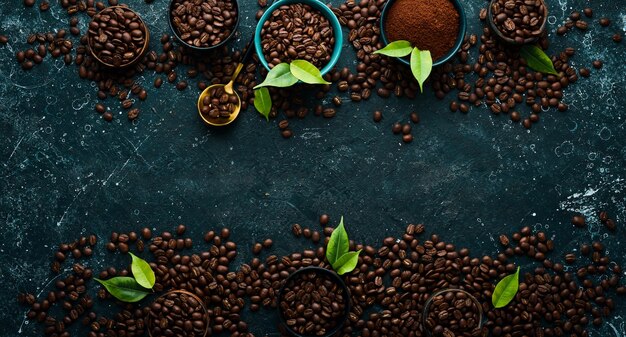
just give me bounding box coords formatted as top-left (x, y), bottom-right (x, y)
top-left (379, 0), bottom-right (467, 67)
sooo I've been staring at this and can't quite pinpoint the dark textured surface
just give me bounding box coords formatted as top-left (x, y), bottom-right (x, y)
top-left (1, 0), bottom-right (625, 336)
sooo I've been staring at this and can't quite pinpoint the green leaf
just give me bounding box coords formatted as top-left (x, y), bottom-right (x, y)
top-left (254, 88), bottom-right (272, 121)
top-left (410, 47), bottom-right (432, 93)
top-left (326, 216), bottom-right (349, 266)
top-left (373, 40), bottom-right (413, 57)
top-left (94, 277), bottom-right (151, 303)
top-left (334, 250), bottom-right (361, 275)
top-left (289, 60), bottom-right (331, 85)
top-left (129, 253), bottom-right (155, 289)
top-left (492, 267), bottom-right (520, 308)
top-left (520, 45), bottom-right (558, 75)
top-left (254, 63), bottom-right (298, 89)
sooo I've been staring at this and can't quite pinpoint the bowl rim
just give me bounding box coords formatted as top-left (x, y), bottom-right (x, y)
top-left (168, 0), bottom-right (240, 51)
top-left (254, 0), bottom-right (344, 76)
top-left (87, 5), bottom-right (150, 68)
top-left (379, 0), bottom-right (467, 67)
top-left (421, 288), bottom-right (484, 337)
top-left (487, 0), bottom-right (547, 45)
top-left (277, 266), bottom-right (351, 337)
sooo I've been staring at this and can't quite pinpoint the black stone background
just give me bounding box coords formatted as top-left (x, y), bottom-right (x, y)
top-left (0, 0), bottom-right (625, 336)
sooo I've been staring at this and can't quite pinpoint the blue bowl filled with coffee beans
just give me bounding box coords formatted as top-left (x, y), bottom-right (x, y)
top-left (254, 0), bottom-right (343, 76)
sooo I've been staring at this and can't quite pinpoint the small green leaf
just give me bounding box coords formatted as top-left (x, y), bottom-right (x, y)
top-left (254, 63), bottom-right (298, 89)
top-left (326, 216), bottom-right (349, 266)
top-left (129, 253), bottom-right (155, 289)
top-left (520, 45), bottom-right (558, 75)
top-left (95, 277), bottom-right (150, 303)
top-left (334, 250), bottom-right (361, 275)
top-left (410, 47), bottom-right (432, 93)
top-left (373, 40), bottom-right (413, 57)
top-left (254, 88), bottom-right (272, 121)
top-left (492, 267), bottom-right (520, 308)
top-left (289, 60), bottom-right (331, 85)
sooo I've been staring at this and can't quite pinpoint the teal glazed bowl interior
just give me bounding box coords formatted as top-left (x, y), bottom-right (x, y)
top-left (254, 0), bottom-right (343, 76)
top-left (379, 0), bottom-right (466, 67)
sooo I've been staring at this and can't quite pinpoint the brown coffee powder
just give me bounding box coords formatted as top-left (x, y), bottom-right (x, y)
top-left (385, 0), bottom-right (460, 61)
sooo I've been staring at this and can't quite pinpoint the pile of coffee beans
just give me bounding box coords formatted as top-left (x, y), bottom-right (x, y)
top-left (88, 6), bottom-right (148, 67)
top-left (170, 0), bottom-right (238, 48)
top-left (424, 290), bottom-right (482, 337)
top-left (279, 270), bottom-right (347, 336)
top-left (260, 3), bottom-right (334, 69)
top-left (17, 210), bottom-right (626, 337)
top-left (148, 291), bottom-right (208, 337)
top-left (490, 0), bottom-right (546, 43)
top-left (200, 86), bottom-right (239, 119)
top-left (15, 30), bottom-right (75, 70)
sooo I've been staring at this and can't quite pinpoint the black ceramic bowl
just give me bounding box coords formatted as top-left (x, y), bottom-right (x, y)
top-left (379, 0), bottom-right (467, 67)
top-left (168, 0), bottom-right (240, 51)
top-left (487, 0), bottom-right (547, 45)
top-left (278, 267), bottom-right (351, 337)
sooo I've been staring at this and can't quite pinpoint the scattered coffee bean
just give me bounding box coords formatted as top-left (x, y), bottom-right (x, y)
top-left (579, 67), bottom-right (591, 77)
top-left (583, 8), bottom-right (593, 18)
top-left (598, 18), bottom-right (610, 27)
top-left (613, 33), bottom-right (622, 43)
top-left (373, 111), bottom-right (382, 123)
top-left (572, 214), bottom-right (586, 228)
top-left (592, 60), bottom-right (603, 69)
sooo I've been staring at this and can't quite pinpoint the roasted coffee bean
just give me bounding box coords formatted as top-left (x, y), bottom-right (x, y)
top-left (583, 8), bottom-right (593, 18)
top-left (598, 18), bottom-right (610, 27)
top-left (102, 111), bottom-right (113, 122)
top-left (373, 111), bottom-right (382, 122)
top-left (572, 214), bottom-right (586, 228)
top-left (24, 0), bottom-right (35, 6)
top-left (592, 60), bottom-right (603, 69)
top-left (260, 3), bottom-right (334, 69)
top-left (613, 33), bottom-right (622, 43)
top-left (176, 81), bottom-right (188, 91)
top-left (392, 123), bottom-right (402, 134)
top-left (579, 67), bottom-right (591, 77)
top-left (402, 134), bottom-right (413, 143)
top-left (410, 112), bottom-right (420, 124)
top-left (575, 20), bottom-right (589, 30)
top-left (127, 108), bottom-right (139, 120)
top-left (170, 0), bottom-right (237, 48)
top-left (332, 96), bottom-right (342, 107)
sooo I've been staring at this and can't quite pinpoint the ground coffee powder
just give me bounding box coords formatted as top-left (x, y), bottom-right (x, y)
top-left (385, 0), bottom-right (460, 61)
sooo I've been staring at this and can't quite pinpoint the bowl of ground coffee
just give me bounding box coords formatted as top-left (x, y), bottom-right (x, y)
top-left (254, 0), bottom-right (343, 76)
top-left (278, 267), bottom-right (350, 337)
top-left (168, 0), bottom-right (239, 51)
top-left (380, 0), bottom-right (466, 66)
top-left (87, 5), bottom-right (150, 68)
top-left (487, 0), bottom-right (547, 45)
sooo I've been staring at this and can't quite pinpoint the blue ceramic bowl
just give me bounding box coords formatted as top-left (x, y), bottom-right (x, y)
top-left (254, 0), bottom-right (343, 76)
top-left (379, 0), bottom-right (467, 67)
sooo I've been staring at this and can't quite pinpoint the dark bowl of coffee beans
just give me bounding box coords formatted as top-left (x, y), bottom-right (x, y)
top-left (379, 0), bottom-right (467, 67)
top-left (87, 6), bottom-right (150, 68)
top-left (422, 288), bottom-right (484, 337)
top-left (168, 0), bottom-right (239, 51)
top-left (488, 0), bottom-right (547, 45)
top-left (147, 290), bottom-right (210, 337)
top-left (278, 267), bottom-right (350, 337)
top-left (254, 0), bottom-right (343, 76)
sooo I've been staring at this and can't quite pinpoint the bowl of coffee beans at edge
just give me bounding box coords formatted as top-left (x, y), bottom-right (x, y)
top-left (87, 6), bottom-right (150, 68)
top-left (379, 0), bottom-right (467, 67)
top-left (147, 289), bottom-right (210, 337)
top-left (168, 0), bottom-right (240, 51)
top-left (488, 0), bottom-right (547, 44)
top-left (278, 266), bottom-right (351, 337)
top-left (422, 288), bottom-right (484, 337)
top-left (253, 0), bottom-right (344, 76)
